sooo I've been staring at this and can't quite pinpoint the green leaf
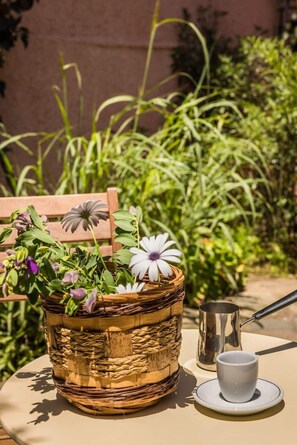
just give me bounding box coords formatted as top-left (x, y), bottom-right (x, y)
top-left (7, 269), bottom-right (18, 287)
top-left (115, 268), bottom-right (134, 285)
top-left (114, 220), bottom-right (135, 232)
top-left (0, 273), bottom-right (5, 286)
top-left (16, 247), bottom-right (29, 263)
top-left (18, 228), bottom-right (55, 245)
top-left (115, 249), bottom-right (133, 265)
top-left (48, 279), bottom-right (63, 291)
top-left (0, 227), bottom-right (13, 244)
top-left (103, 269), bottom-right (115, 287)
top-left (84, 255), bottom-right (98, 270)
top-left (114, 234), bottom-right (137, 247)
top-left (66, 298), bottom-right (80, 316)
top-left (113, 210), bottom-right (134, 221)
top-left (27, 287), bottom-right (40, 305)
top-left (27, 205), bottom-right (46, 230)
top-left (41, 258), bottom-right (56, 281)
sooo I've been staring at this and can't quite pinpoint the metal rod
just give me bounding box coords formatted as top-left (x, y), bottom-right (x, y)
top-left (240, 289), bottom-right (297, 329)
top-left (240, 316), bottom-right (256, 328)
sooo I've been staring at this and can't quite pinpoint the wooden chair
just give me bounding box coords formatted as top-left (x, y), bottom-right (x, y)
top-left (0, 188), bottom-right (120, 302)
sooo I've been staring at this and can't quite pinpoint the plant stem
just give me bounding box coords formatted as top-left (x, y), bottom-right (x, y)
top-left (134, 216), bottom-right (140, 249)
top-left (88, 225), bottom-right (108, 270)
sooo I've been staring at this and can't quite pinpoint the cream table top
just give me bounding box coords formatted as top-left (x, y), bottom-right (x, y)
top-left (0, 330), bottom-right (296, 445)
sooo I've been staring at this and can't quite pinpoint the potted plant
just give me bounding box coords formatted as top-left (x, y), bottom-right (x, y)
top-left (0, 200), bottom-right (185, 414)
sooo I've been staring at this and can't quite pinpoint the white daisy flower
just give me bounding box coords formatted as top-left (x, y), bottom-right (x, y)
top-left (116, 282), bottom-right (145, 294)
top-left (129, 233), bottom-right (182, 282)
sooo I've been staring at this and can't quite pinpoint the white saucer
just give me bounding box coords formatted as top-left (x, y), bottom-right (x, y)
top-left (193, 378), bottom-right (284, 416)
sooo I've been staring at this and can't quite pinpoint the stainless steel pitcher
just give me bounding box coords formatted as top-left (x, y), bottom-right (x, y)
top-left (196, 290), bottom-right (297, 371)
top-left (196, 301), bottom-right (242, 371)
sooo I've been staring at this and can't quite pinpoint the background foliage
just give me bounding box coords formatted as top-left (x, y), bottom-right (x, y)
top-left (217, 37), bottom-right (297, 262)
top-left (0, 301), bottom-right (45, 380)
top-left (171, 7), bottom-right (296, 272)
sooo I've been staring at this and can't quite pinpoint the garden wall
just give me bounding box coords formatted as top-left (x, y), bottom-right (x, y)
top-left (0, 0), bottom-right (279, 136)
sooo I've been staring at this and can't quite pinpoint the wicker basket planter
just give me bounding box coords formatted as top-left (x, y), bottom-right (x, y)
top-left (42, 266), bottom-right (185, 415)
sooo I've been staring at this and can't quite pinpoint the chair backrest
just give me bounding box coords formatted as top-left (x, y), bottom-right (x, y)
top-left (0, 188), bottom-right (120, 302)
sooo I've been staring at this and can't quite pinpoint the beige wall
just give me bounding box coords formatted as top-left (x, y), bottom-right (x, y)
top-left (0, 0), bottom-right (279, 137)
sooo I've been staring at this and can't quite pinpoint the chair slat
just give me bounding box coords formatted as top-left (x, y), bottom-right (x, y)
top-left (0, 193), bottom-right (110, 219)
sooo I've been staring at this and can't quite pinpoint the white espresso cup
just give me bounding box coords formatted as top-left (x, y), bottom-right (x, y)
top-left (216, 351), bottom-right (258, 403)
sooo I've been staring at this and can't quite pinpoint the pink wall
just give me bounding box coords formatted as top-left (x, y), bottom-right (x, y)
top-left (0, 0), bottom-right (279, 137)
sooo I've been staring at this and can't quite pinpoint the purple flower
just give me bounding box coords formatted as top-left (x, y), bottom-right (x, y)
top-left (11, 212), bottom-right (32, 234)
top-left (11, 211), bottom-right (47, 234)
top-left (25, 257), bottom-right (39, 275)
top-left (51, 263), bottom-right (59, 272)
top-left (70, 288), bottom-right (86, 300)
top-left (62, 271), bottom-right (79, 284)
top-left (85, 289), bottom-right (98, 313)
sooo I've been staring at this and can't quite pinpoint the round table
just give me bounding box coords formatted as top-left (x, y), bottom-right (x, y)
top-left (0, 330), bottom-right (296, 445)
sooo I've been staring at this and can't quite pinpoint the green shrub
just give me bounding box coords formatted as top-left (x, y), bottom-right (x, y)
top-left (217, 37), bottom-right (297, 261)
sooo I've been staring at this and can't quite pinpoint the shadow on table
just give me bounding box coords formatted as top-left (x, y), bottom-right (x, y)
top-left (16, 367), bottom-right (55, 393)
top-left (15, 367), bottom-right (63, 424)
top-left (14, 367), bottom-right (197, 424)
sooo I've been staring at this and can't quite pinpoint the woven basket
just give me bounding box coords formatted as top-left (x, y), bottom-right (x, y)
top-left (42, 266), bottom-right (185, 415)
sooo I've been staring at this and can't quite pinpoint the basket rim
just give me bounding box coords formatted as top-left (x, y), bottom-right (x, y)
top-left (41, 265), bottom-right (184, 316)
